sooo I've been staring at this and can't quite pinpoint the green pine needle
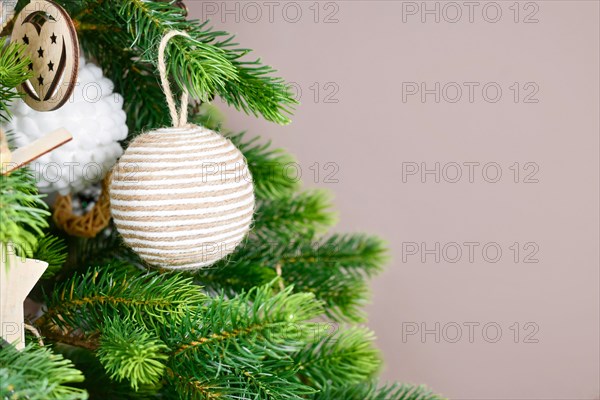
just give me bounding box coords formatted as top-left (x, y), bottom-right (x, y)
top-left (34, 235), bottom-right (68, 278)
top-left (293, 327), bottom-right (382, 389)
top-left (254, 190), bottom-right (337, 240)
top-left (281, 234), bottom-right (389, 278)
top-left (0, 344), bottom-right (87, 400)
top-left (229, 132), bottom-right (301, 199)
top-left (280, 234), bottom-right (389, 321)
top-left (0, 168), bottom-right (49, 257)
top-left (0, 42), bottom-right (32, 121)
top-left (315, 382), bottom-right (447, 400)
top-left (74, 0), bottom-right (296, 132)
top-left (42, 267), bottom-right (207, 334)
top-left (98, 318), bottom-right (169, 391)
top-left (163, 283), bottom-right (323, 400)
top-left (166, 283), bottom-right (324, 363)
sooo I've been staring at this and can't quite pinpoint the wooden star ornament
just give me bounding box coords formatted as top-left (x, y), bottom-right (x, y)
top-left (0, 246), bottom-right (48, 350)
top-left (0, 127), bottom-right (71, 349)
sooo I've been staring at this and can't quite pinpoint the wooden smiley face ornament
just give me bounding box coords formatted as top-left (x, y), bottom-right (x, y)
top-left (10, 0), bottom-right (78, 111)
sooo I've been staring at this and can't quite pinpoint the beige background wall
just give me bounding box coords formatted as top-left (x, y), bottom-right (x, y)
top-left (187, 1), bottom-right (599, 398)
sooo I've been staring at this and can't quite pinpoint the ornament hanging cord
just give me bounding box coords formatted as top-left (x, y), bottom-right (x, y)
top-left (158, 31), bottom-right (190, 127)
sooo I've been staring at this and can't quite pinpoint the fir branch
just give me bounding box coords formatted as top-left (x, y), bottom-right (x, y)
top-left (98, 318), bottom-right (169, 391)
top-left (0, 344), bottom-right (87, 400)
top-left (189, 103), bottom-right (226, 132)
top-left (280, 234), bottom-right (388, 278)
top-left (292, 327), bottom-right (382, 389)
top-left (279, 234), bottom-right (387, 321)
top-left (196, 234), bottom-right (387, 321)
top-left (167, 284), bottom-right (323, 361)
top-left (120, 0), bottom-right (238, 101)
top-left (166, 359), bottom-right (314, 400)
top-left (196, 189), bottom-right (338, 292)
top-left (253, 190), bottom-right (337, 240)
top-left (193, 257), bottom-right (278, 297)
top-left (0, 168), bottom-right (49, 256)
top-left (42, 329), bottom-right (100, 352)
top-left (236, 361), bottom-right (316, 400)
top-left (165, 367), bottom-right (226, 400)
top-left (55, 343), bottom-right (161, 399)
top-left (0, 42), bottom-right (31, 121)
top-left (74, 0), bottom-right (295, 129)
top-left (289, 271), bottom-right (370, 322)
top-left (221, 56), bottom-right (296, 125)
top-left (41, 267), bottom-right (207, 335)
top-left (71, 227), bottom-right (145, 274)
top-left (314, 382), bottom-right (447, 400)
top-left (34, 235), bottom-right (68, 278)
top-left (229, 132), bottom-right (301, 199)
top-left (161, 284), bottom-right (322, 398)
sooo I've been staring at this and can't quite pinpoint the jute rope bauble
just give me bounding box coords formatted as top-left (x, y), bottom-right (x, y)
top-left (109, 31), bottom-right (255, 270)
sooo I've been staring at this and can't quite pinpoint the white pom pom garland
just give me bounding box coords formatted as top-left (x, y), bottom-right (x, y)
top-left (5, 57), bottom-right (128, 195)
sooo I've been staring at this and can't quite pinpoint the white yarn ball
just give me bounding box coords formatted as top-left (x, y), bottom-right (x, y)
top-left (5, 57), bottom-right (128, 195)
top-left (109, 125), bottom-right (255, 270)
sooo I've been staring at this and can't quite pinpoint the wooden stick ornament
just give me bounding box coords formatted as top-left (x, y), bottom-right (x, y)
top-left (0, 127), bottom-right (72, 349)
top-left (1, 127), bottom-right (71, 175)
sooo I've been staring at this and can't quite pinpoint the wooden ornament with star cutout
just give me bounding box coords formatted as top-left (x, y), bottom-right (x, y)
top-left (10, 0), bottom-right (79, 112)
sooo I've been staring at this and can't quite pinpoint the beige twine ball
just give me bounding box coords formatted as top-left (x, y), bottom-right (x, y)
top-left (110, 125), bottom-right (254, 270)
top-left (108, 31), bottom-right (254, 270)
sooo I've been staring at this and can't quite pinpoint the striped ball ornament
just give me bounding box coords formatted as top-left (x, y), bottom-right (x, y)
top-left (109, 125), bottom-right (254, 270)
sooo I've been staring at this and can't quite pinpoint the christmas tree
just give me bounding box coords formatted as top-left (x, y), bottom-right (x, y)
top-left (0, 1), bottom-right (444, 399)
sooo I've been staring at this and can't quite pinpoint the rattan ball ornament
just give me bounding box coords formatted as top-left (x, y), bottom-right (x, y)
top-left (109, 31), bottom-right (255, 270)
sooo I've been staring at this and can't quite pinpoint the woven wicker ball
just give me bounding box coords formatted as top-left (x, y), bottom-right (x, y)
top-left (109, 125), bottom-right (254, 270)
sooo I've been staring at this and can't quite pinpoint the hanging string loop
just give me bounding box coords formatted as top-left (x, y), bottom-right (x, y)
top-left (158, 30), bottom-right (191, 127)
